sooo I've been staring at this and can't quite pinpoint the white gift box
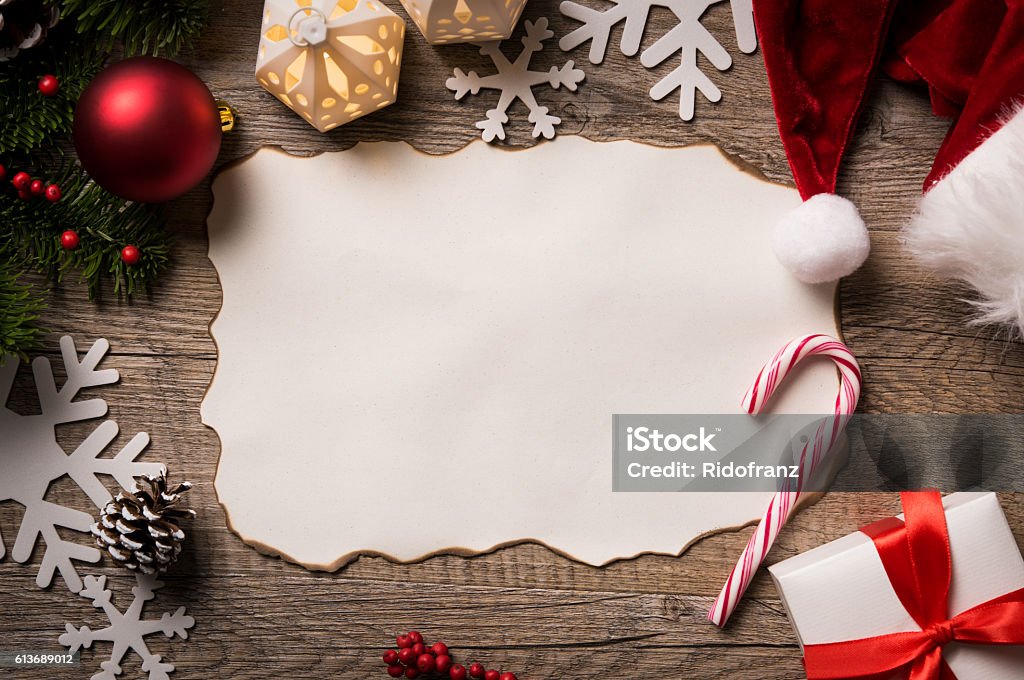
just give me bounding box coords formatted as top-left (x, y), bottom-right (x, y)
top-left (769, 493), bottom-right (1024, 679)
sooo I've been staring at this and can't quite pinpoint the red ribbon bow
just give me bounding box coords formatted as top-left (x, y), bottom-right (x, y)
top-left (803, 491), bottom-right (1024, 680)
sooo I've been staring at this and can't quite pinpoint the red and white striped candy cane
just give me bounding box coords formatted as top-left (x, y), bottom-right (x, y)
top-left (708, 334), bottom-right (861, 627)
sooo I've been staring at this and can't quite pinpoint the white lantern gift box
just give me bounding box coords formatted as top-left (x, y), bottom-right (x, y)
top-left (256, 0), bottom-right (405, 132)
top-left (398, 0), bottom-right (528, 44)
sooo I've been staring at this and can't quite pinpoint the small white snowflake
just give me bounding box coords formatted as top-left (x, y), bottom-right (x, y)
top-left (59, 574), bottom-right (194, 680)
top-left (0, 336), bottom-right (164, 592)
top-left (446, 17), bottom-right (586, 142)
top-left (559, 0), bottom-right (757, 120)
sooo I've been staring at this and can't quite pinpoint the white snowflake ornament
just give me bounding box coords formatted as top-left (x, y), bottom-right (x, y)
top-left (256, 0), bottom-right (406, 132)
top-left (446, 17), bottom-right (586, 142)
top-left (60, 574), bottom-right (194, 680)
top-left (0, 337), bottom-right (164, 593)
top-left (559, 0), bottom-right (757, 120)
top-left (399, 0), bottom-right (527, 44)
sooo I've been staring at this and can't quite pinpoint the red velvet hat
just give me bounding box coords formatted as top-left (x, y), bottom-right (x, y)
top-left (753, 0), bottom-right (898, 284)
top-left (755, 0), bottom-right (1024, 330)
top-left (903, 1), bottom-right (1024, 336)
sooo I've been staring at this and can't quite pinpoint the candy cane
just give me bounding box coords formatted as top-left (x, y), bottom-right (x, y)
top-left (707, 334), bottom-right (861, 627)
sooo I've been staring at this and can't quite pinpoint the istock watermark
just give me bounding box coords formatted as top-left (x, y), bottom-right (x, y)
top-left (612, 414), bottom-right (1024, 493)
top-left (625, 426), bottom-right (718, 452)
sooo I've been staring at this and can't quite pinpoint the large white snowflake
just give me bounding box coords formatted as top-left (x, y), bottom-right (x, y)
top-left (446, 17), bottom-right (586, 142)
top-left (0, 336), bottom-right (164, 593)
top-left (60, 574), bottom-right (194, 680)
top-left (559, 0), bottom-right (757, 120)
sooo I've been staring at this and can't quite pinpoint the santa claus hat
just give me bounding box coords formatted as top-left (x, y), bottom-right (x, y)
top-left (904, 3), bottom-right (1024, 336)
top-left (753, 0), bottom-right (898, 284)
top-left (755, 0), bottom-right (1024, 323)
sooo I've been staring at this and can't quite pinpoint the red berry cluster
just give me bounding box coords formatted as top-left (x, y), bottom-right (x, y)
top-left (383, 632), bottom-right (518, 680)
top-left (3, 163), bottom-right (61, 203)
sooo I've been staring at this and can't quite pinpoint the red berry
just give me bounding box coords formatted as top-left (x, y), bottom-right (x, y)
top-left (469, 664), bottom-right (485, 679)
top-left (120, 245), bottom-right (141, 266)
top-left (449, 664), bottom-right (467, 680)
top-left (397, 648), bottom-right (417, 666)
top-left (396, 635), bottom-right (412, 649)
top-left (29, 179), bottom-right (44, 195)
top-left (11, 171), bottom-right (30, 190)
top-left (387, 665), bottom-right (405, 678)
top-left (60, 230), bottom-right (80, 250)
top-left (408, 631), bottom-right (423, 645)
top-left (0, 163), bottom-right (6, 182)
top-left (44, 183), bottom-right (61, 202)
top-left (484, 671), bottom-right (500, 680)
top-left (431, 642), bottom-right (449, 657)
top-left (411, 643), bottom-right (426, 657)
top-left (383, 650), bottom-right (399, 665)
top-left (404, 668), bottom-right (419, 679)
top-left (38, 74), bottom-right (59, 97)
top-left (417, 654), bottom-right (436, 673)
top-left (436, 655), bottom-right (453, 673)
top-left (500, 674), bottom-right (517, 680)
top-left (18, 189), bottom-right (31, 200)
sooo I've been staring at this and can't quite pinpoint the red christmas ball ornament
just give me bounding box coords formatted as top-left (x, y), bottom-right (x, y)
top-left (45, 183), bottom-right (61, 202)
top-left (30, 179), bottom-right (44, 196)
top-left (38, 74), bottom-right (60, 96)
top-left (73, 57), bottom-right (221, 203)
top-left (60, 230), bottom-right (80, 250)
top-left (120, 245), bottom-right (141, 266)
top-left (11, 171), bottom-right (31, 191)
top-left (449, 664), bottom-right (467, 680)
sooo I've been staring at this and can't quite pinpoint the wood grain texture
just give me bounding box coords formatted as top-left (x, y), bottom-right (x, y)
top-left (2, 1), bottom-right (1022, 678)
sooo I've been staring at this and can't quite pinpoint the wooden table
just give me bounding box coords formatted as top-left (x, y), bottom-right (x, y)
top-left (3, 1), bottom-right (1022, 677)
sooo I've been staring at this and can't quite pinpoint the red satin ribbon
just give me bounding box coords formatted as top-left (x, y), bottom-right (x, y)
top-left (803, 491), bottom-right (1024, 680)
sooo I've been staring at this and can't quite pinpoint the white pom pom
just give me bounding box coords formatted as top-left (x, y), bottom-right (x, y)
top-left (772, 194), bottom-right (870, 284)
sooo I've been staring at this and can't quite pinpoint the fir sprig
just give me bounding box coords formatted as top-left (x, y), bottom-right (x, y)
top-left (0, 29), bottom-right (105, 155)
top-left (0, 1), bottom-right (206, 358)
top-left (61, 0), bottom-right (208, 57)
top-left (2, 164), bottom-right (170, 297)
top-left (0, 250), bottom-right (46, 361)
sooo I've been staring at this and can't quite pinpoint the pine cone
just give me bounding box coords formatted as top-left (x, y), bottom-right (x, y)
top-left (91, 473), bottom-right (196, 575)
top-left (0, 0), bottom-right (59, 62)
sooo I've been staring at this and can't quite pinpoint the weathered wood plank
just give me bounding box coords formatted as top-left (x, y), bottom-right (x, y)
top-left (3, 0), bottom-right (1023, 678)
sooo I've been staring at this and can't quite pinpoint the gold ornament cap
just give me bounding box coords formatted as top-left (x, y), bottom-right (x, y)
top-left (217, 101), bottom-right (237, 132)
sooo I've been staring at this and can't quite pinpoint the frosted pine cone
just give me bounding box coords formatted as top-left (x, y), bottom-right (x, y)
top-left (0, 0), bottom-right (60, 61)
top-left (91, 473), bottom-right (196, 575)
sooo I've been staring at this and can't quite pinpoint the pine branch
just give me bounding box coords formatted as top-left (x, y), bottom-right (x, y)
top-left (61, 0), bottom-right (209, 57)
top-left (0, 245), bottom-right (46, 361)
top-left (2, 164), bottom-right (170, 298)
top-left (1, 0), bottom-right (207, 356)
top-left (0, 28), bottom-right (105, 156)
